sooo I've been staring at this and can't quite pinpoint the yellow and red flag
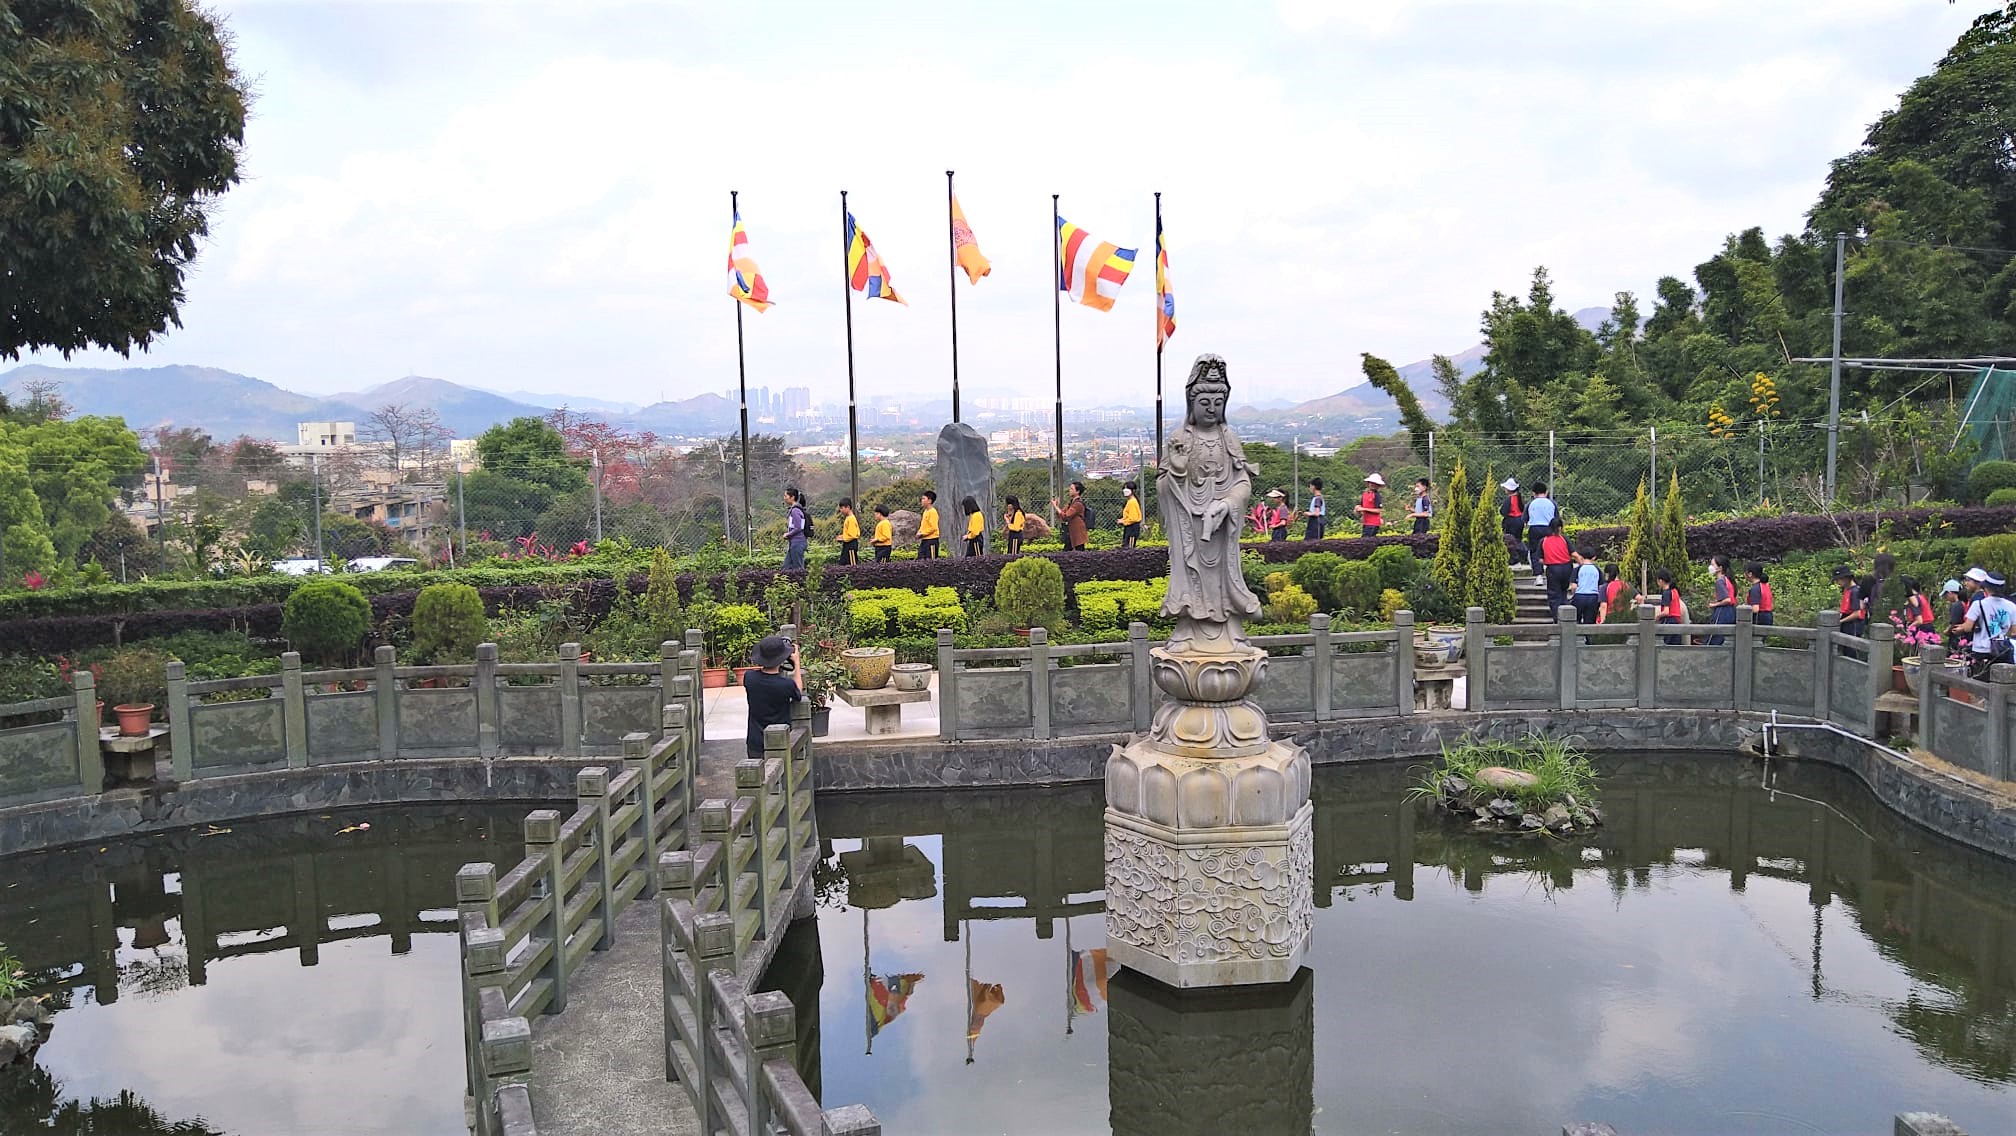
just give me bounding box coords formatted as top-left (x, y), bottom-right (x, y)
top-left (727, 209), bottom-right (772, 312)
top-left (846, 213), bottom-right (906, 305)
top-left (951, 195), bottom-right (991, 284)
top-left (1057, 218), bottom-right (1135, 312)
top-left (1156, 214), bottom-right (1176, 349)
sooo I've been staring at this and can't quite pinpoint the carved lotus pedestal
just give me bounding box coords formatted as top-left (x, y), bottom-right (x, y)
top-left (1103, 641), bottom-right (1313, 989)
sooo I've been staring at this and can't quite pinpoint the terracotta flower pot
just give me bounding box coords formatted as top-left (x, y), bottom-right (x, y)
top-left (113, 703), bottom-right (155, 737)
top-left (701, 666), bottom-right (731, 690)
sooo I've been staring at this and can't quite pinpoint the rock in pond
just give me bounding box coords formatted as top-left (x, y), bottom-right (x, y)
top-left (1474, 766), bottom-right (1541, 792)
top-left (1487, 798), bottom-right (1522, 819)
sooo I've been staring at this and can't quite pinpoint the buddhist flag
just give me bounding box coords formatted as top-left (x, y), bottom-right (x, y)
top-left (867, 972), bottom-right (923, 1038)
top-left (1155, 214), bottom-right (1175, 349)
top-left (727, 209), bottom-right (772, 312)
top-left (1057, 217), bottom-right (1135, 312)
top-left (951, 195), bottom-right (991, 284)
top-left (965, 980), bottom-right (1004, 1059)
top-left (1068, 948), bottom-right (1108, 1013)
top-left (846, 213), bottom-right (906, 305)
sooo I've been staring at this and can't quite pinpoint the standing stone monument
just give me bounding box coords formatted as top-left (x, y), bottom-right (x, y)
top-left (1103, 354), bottom-right (1313, 988)
top-left (933, 422), bottom-right (995, 558)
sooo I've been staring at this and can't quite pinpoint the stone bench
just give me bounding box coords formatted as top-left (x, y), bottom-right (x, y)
top-left (99, 725), bottom-right (168, 786)
top-left (1415, 664), bottom-right (1464, 711)
top-left (835, 686), bottom-right (931, 736)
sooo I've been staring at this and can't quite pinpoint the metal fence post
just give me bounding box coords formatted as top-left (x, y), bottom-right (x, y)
top-left (374, 645), bottom-right (399, 760)
top-left (280, 652), bottom-right (307, 768)
top-left (1557, 605), bottom-right (1578, 710)
top-left (1393, 610), bottom-right (1415, 716)
top-left (1464, 607), bottom-right (1486, 713)
top-left (558, 642), bottom-right (583, 757)
top-left (1310, 612), bottom-right (1333, 721)
top-left (1635, 605), bottom-right (1658, 708)
top-left (1028, 626), bottom-right (1052, 740)
top-left (937, 628), bottom-right (958, 741)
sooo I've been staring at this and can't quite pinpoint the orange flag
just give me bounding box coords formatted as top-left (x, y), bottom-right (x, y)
top-left (951, 195), bottom-right (991, 284)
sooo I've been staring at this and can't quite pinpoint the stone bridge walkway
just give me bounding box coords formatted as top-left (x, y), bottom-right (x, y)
top-left (524, 735), bottom-right (777, 1136)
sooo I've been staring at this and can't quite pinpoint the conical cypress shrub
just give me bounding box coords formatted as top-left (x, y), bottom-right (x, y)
top-left (1467, 473), bottom-right (1517, 624)
top-left (1431, 462), bottom-right (1471, 601)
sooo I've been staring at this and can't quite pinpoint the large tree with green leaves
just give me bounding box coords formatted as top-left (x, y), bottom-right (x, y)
top-left (2, 0), bottom-right (248, 359)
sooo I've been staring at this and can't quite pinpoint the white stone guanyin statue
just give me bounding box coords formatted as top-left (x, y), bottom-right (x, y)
top-left (1159, 354), bottom-right (1262, 653)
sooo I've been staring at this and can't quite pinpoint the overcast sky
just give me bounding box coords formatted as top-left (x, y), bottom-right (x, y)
top-left (22, 0), bottom-right (2001, 407)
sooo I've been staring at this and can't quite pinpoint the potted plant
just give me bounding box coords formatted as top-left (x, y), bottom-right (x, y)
top-left (56, 656), bottom-right (105, 724)
top-left (1404, 576), bottom-right (1466, 663)
top-left (840, 645), bottom-right (895, 690)
top-left (98, 648), bottom-right (170, 736)
top-left (1888, 615), bottom-right (1942, 696)
top-left (801, 655), bottom-right (850, 737)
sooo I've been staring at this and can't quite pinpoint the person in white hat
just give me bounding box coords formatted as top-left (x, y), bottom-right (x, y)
top-left (1354, 473), bottom-right (1385, 537)
top-left (1499, 478), bottom-right (1528, 568)
top-left (1954, 567), bottom-right (2016, 677)
top-left (1264, 488), bottom-right (1290, 542)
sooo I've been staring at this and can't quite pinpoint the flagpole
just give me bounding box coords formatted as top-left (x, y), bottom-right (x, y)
top-left (1063, 914), bottom-right (1074, 1037)
top-left (1051, 193), bottom-right (1064, 491)
top-left (964, 918), bottom-right (974, 1064)
top-left (1154, 191), bottom-right (1165, 470)
top-left (732, 190), bottom-right (752, 548)
top-left (947, 171), bottom-right (962, 425)
top-left (842, 190), bottom-right (860, 507)
top-left (863, 906), bottom-right (872, 1055)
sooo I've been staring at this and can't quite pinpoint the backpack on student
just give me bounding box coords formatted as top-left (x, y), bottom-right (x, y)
top-left (1988, 597), bottom-right (2016, 665)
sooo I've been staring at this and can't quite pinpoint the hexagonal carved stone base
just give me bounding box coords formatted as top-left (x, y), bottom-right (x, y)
top-left (1103, 793), bottom-right (1312, 989)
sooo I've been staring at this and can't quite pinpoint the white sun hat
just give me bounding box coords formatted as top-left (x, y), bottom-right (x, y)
top-left (1363, 473), bottom-right (1386, 486)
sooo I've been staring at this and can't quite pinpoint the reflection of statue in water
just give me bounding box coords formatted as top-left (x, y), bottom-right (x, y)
top-left (1159, 354), bottom-right (1261, 652)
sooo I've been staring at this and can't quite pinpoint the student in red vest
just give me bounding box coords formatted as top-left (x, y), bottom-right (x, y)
top-left (1898, 575), bottom-right (1937, 639)
top-left (1600, 562), bottom-right (1627, 623)
top-left (1833, 564), bottom-right (1868, 636)
top-left (1499, 478), bottom-right (1528, 568)
top-left (1704, 554), bottom-right (1738, 646)
top-left (1354, 474), bottom-right (1385, 537)
top-left (1265, 489), bottom-right (1291, 542)
top-left (1539, 521), bottom-right (1573, 616)
top-left (1744, 562), bottom-right (1774, 627)
top-left (1636, 568), bottom-right (1685, 645)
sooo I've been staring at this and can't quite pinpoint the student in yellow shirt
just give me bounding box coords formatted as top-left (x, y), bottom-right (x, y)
top-left (960, 495), bottom-right (985, 557)
top-left (1001, 494), bottom-right (1026, 555)
top-left (917, 490), bottom-right (941, 559)
top-left (1119, 480), bottom-right (1143, 548)
top-left (835, 498), bottom-right (860, 564)
top-left (870, 504), bottom-right (894, 562)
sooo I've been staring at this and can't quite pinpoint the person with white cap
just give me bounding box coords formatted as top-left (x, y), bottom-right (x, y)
top-left (1265, 488), bottom-right (1290, 542)
top-left (1354, 473), bottom-right (1385, 537)
top-left (1953, 567), bottom-right (2016, 677)
top-left (1499, 477), bottom-right (1528, 568)
top-left (1942, 577), bottom-right (1967, 654)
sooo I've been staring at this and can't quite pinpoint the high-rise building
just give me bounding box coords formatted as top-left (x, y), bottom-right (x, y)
top-left (781, 386), bottom-right (811, 419)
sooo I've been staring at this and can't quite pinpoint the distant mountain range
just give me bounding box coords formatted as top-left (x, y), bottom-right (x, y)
top-left (0, 305), bottom-right (1611, 442)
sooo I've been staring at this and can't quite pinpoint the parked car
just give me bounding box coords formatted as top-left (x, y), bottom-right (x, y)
top-left (272, 558), bottom-right (328, 576)
top-left (346, 556), bottom-right (419, 573)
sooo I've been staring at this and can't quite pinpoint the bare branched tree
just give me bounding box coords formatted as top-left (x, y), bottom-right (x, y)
top-left (361, 403), bottom-right (451, 478)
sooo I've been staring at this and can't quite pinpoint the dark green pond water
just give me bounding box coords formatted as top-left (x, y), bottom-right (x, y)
top-left (807, 755), bottom-right (2016, 1136)
top-left (0, 804), bottom-right (529, 1136)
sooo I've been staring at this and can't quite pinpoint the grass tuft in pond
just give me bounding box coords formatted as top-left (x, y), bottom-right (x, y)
top-left (1411, 734), bottom-right (1601, 834)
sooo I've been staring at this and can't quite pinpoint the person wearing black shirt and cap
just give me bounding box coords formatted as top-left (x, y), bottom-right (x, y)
top-left (742, 635), bottom-right (802, 759)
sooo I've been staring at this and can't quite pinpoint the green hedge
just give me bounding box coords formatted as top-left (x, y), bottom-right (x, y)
top-left (849, 586), bottom-right (967, 640)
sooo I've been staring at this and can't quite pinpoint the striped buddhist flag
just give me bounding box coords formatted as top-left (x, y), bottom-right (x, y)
top-left (867, 972), bottom-right (923, 1037)
top-left (1068, 948), bottom-right (1107, 1013)
top-left (846, 213), bottom-right (906, 305)
top-left (1057, 217), bottom-right (1135, 312)
top-left (951, 195), bottom-right (991, 284)
top-left (727, 209), bottom-right (772, 312)
top-left (1155, 214), bottom-right (1175, 349)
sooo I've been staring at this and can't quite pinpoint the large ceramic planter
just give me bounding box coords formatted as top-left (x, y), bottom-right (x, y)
top-left (1900, 657), bottom-right (1922, 696)
top-left (113, 703), bottom-right (154, 737)
top-left (890, 662), bottom-right (933, 692)
top-left (841, 646), bottom-right (895, 690)
top-left (1419, 626), bottom-right (1465, 666)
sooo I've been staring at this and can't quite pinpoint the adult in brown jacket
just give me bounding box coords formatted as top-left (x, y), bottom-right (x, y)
top-left (1051, 481), bottom-right (1088, 551)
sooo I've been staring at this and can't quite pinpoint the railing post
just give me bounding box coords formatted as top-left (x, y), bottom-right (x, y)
top-left (1557, 605), bottom-right (1578, 710)
top-left (1310, 612), bottom-right (1333, 721)
top-left (1635, 604), bottom-right (1658, 709)
top-left (821, 1104), bottom-right (884, 1135)
top-left (580, 767), bottom-right (617, 949)
top-left (1813, 611), bottom-right (1840, 722)
top-left (558, 642), bottom-right (583, 757)
top-left (1732, 606), bottom-right (1755, 712)
top-left (738, 756), bottom-right (772, 942)
top-left (664, 701), bottom-right (694, 847)
top-left (474, 643), bottom-right (500, 758)
top-left (1128, 621), bottom-right (1153, 732)
top-left (1986, 664), bottom-right (2015, 781)
top-left (744, 992), bottom-right (797, 1136)
top-left (691, 911), bottom-right (738, 1133)
top-left (1028, 626), bottom-right (1052, 740)
top-left (1919, 643), bottom-right (1944, 751)
top-left (280, 652), bottom-right (308, 768)
top-left (658, 641), bottom-right (681, 741)
top-left (75, 669), bottom-right (103, 791)
top-left (456, 861), bottom-right (502, 933)
top-left (1392, 610), bottom-right (1415, 716)
top-left (524, 808), bottom-right (567, 1011)
top-left (162, 664), bottom-right (192, 782)
top-left (1463, 607), bottom-right (1485, 713)
top-left (684, 628), bottom-right (706, 742)
top-left (374, 645), bottom-right (399, 760)
top-left (1863, 622), bottom-right (1894, 739)
top-left (624, 732), bottom-right (658, 897)
top-left (699, 799), bottom-right (733, 915)
top-left (478, 1016), bottom-right (533, 1131)
top-left (937, 628), bottom-right (958, 741)
top-left (459, 924), bottom-right (506, 1134)
top-left (766, 720), bottom-right (796, 886)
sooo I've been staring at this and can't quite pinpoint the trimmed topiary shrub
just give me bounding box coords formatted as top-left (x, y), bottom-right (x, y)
top-left (994, 556), bottom-right (1066, 631)
top-left (708, 602), bottom-right (768, 667)
top-left (1379, 587), bottom-right (1409, 622)
top-left (1967, 534), bottom-right (2016, 583)
top-left (1333, 560), bottom-right (1382, 617)
top-left (1369, 543), bottom-right (1418, 592)
top-left (1289, 551), bottom-right (1345, 611)
top-left (1431, 464), bottom-right (1471, 602)
top-left (1262, 582), bottom-right (1317, 624)
top-left (1987, 487), bottom-right (2016, 508)
top-left (1968, 460), bottom-right (2016, 504)
top-left (281, 580), bottom-right (370, 665)
top-left (409, 583), bottom-right (487, 664)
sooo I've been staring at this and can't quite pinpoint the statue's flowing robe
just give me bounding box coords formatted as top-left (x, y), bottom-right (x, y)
top-left (1159, 422), bottom-right (1262, 624)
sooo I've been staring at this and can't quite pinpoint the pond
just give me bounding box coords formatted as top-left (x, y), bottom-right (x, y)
top-left (0, 803), bottom-right (530, 1136)
top-left (806, 754), bottom-right (2016, 1136)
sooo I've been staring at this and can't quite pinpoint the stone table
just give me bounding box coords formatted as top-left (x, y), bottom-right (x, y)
top-left (1415, 663), bottom-right (1465, 711)
top-left (835, 686), bottom-right (931, 735)
top-left (99, 726), bottom-right (168, 785)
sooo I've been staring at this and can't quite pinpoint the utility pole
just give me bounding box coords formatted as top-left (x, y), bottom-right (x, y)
top-left (591, 448), bottom-right (603, 543)
top-left (456, 467), bottom-right (467, 562)
top-left (311, 453), bottom-right (325, 565)
top-left (718, 442), bottom-right (733, 545)
top-left (1826, 231), bottom-right (1847, 504)
top-left (152, 454), bottom-right (166, 544)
